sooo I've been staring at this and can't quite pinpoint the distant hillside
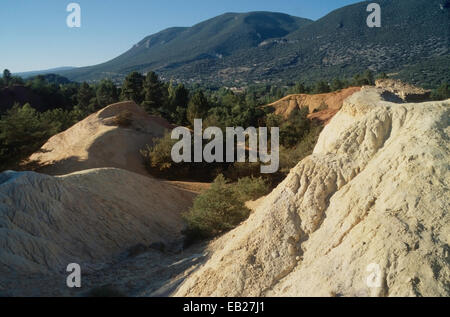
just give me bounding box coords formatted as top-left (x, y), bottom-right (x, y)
top-left (28, 73), bottom-right (72, 85)
top-left (59, 0), bottom-right (449, 87)
top-left (15, 67), bottom-right (76, 79)
top-left (59, 11), bottom-right (312, 84)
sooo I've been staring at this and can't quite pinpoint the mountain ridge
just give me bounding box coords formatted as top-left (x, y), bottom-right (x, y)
top-left (57, 0), bottom-right (449, 87)
top-left (59, 11), bottom-right (312, 83)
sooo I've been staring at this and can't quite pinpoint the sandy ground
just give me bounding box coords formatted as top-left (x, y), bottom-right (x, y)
top-left (0, 167), bottom-right (200, 296)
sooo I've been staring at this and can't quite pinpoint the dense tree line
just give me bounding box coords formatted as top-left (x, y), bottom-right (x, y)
top-left (1, 67), bottom-right (448, 172)
top-left (0, 70), bottom-right (122, 170)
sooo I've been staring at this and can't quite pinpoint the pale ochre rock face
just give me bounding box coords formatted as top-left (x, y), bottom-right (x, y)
top-left (0, 168), bottom-right (195, 279)
top-left (268, 87), bottom-right (361, 117)
top-left (175, 88), bottom-right (450, 297)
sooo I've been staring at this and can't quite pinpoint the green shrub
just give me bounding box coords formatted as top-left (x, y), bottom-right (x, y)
top-left (113, 110), bottom-right (133, 127)
top-left (266, 107), bottom-right (311, 148)
top-left (141, 132), bottom-right (178, 173)
top-left (0, 103), bottom-right (59, 171)
top-left (234, 176), bottom-right (270, 202)
top-left (224, 161), bottom-right (261, 180)
top-left (279, 124), bottom-right (323, 173)
top-left (141, 132), bottom-right (228, 181)
top-left (313, 81), bottom-right (331, 94)
top-left (431, 82), bottom-right (450, 101)
top-left (40, 108), bottom-right (78, 132)
top-left (182, 174), bottom-right (251, 242)
top-left (280, 108), bottom-right (311, 148)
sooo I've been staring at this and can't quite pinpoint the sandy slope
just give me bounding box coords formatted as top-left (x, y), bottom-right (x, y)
top-left (0, 101), bottom-right (212, 296)
top-left (174, 88), bottom-right (450, 297)
top-left (28, 101), bottom-right (171, 176)
top-left (0, 168), bottom-right (196, 295)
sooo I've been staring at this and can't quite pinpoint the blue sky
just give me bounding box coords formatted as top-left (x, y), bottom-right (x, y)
top-left (0, 0), bottom-right (362, 72)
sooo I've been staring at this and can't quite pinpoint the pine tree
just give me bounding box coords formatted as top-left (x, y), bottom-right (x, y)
top-left (169, 83), bottom-right (189, 112)
top-left (364, 70), bottom-right (375, 85)
top-left (432, 82), bottom-right (450, 100)
top-left (293, 82), bottom-right (308, 94)
top-left (96, 79), bottom-right (118, 108)
top-left (2, 69), bottom-right (12, 86)
top-left (377, 72), bottom-right (388, 80)
top-left (314, 81), bottom-right (331, 94)
top-left (331, 78), bottom-right (345, 91)
top-left (168, 83), bottom-right (189, 123)
top-left (187, 91), bottom-right (209, 126)
top-left (142, 71), bottom-right (165, 112)
top-left (120, 72), bottom-right (144, 104)
top-left (0, 104), bottom-right (58, 170)
top-left (77, 82), bottom-right (96, 112)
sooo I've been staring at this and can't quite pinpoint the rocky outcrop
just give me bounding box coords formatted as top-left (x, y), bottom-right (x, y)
top-left (28, 101), bottom-right (171, 176)
top-left (174, 88), bottom-right (449, 297)
top-left (0, 168), bottom-right (195, 295)
top-left (268, 87), bottom-right (361, 118)
top-left (375, 79), bottom-right (432, 102)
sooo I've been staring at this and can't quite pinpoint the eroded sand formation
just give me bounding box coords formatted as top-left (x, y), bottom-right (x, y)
top-left (268, 87), bottom-right (362, 125)
top-left (0, 87), bottom-right (448, 297)
top-left (175, 87), bottom-right (449, 297)
top-left (28, 101), bottom-right (171, 176)
top-left (0, 167), bottom-right (197, 296)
